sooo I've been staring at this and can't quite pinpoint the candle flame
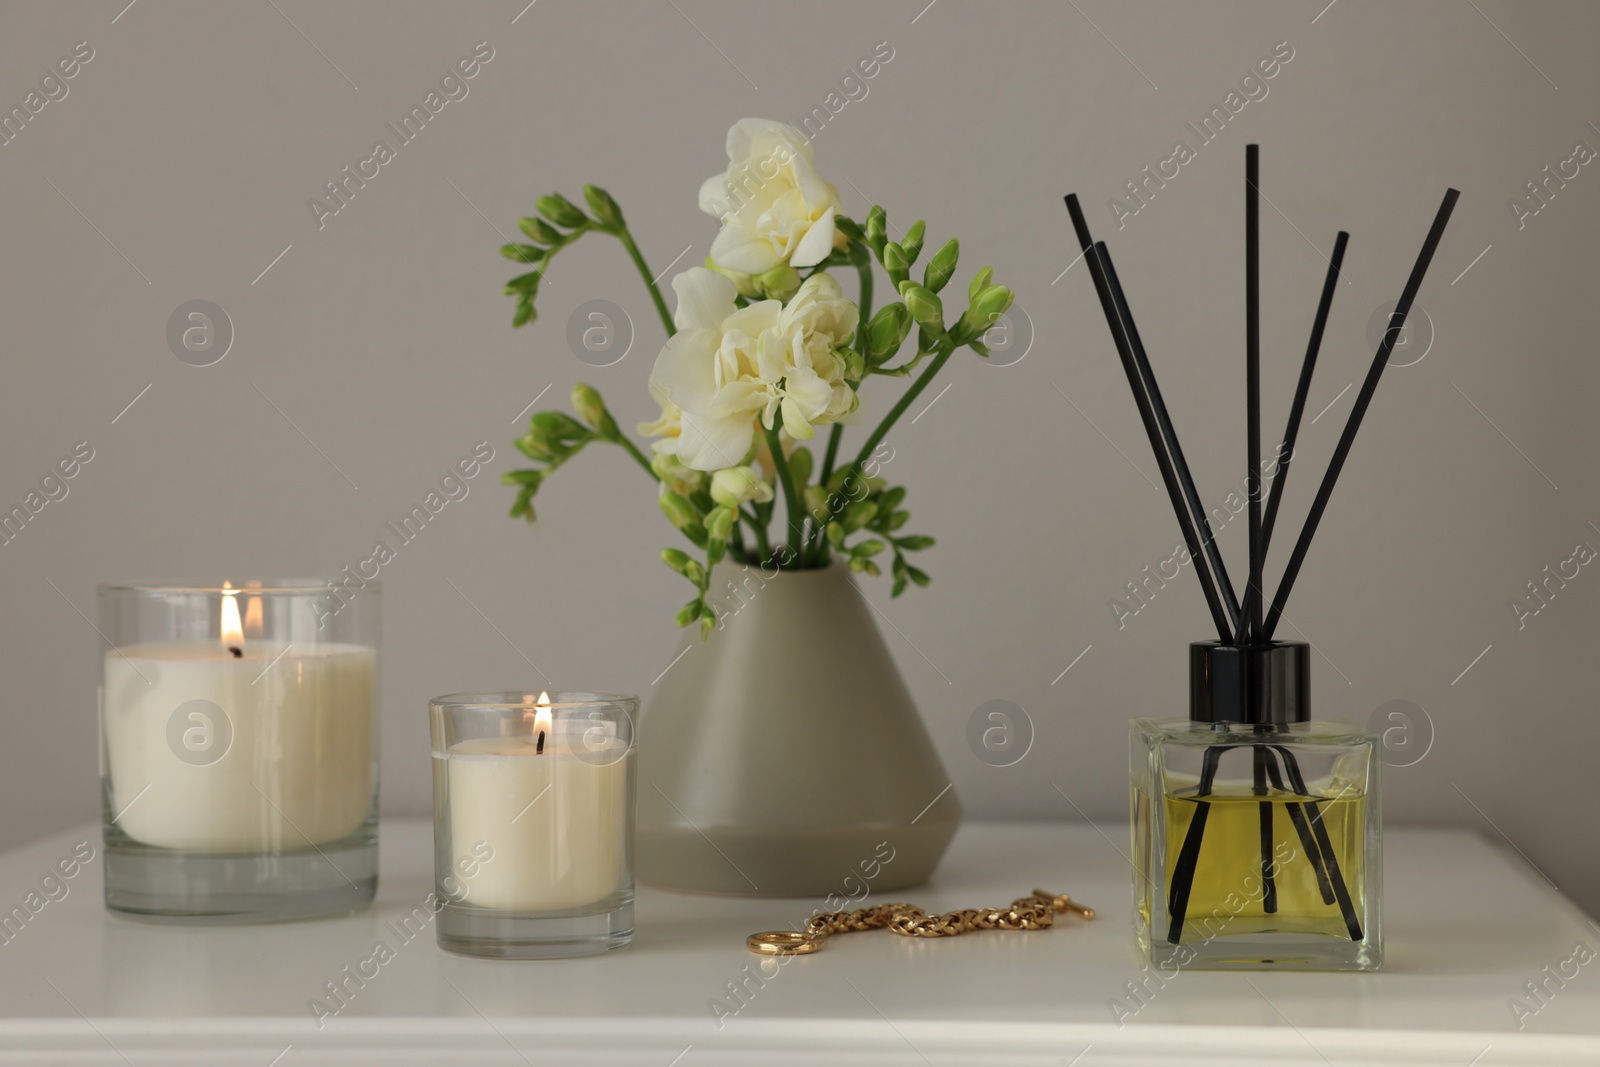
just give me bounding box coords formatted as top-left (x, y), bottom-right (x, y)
top-left (534, 691), bottom-right (553, 736)
top-left (220, 581), bottom-right (244, 649)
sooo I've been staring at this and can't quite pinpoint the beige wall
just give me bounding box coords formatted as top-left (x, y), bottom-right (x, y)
top-left (2, 1), bottom-right (1596, 914)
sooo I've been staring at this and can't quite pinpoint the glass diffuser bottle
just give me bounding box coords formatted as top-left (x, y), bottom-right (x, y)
top-left (1131, 642), bottom-right (1380, 970)
top-left (1064, 144), bottom-right (1455, 972)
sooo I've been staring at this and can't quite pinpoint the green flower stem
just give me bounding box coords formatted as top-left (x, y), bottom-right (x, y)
top-left (763, 414), bottom-right (806, 567)
top-left (850, 340), bottom-right (954, 476)
top-left (612, 432), bottom-right (658, 481)
top-left (616, 226), bottom-right (676, 338)
top-left (744, 507), bottom-right (771, 562)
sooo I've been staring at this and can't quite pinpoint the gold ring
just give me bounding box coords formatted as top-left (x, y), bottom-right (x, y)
top-left (747, 931), bottom-right (821, 955)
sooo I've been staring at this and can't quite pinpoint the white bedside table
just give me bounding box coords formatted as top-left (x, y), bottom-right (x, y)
top-left (1, 820), bottom-right (1596, 1065)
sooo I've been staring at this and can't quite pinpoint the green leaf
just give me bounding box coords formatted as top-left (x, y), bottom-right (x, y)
top-left (512, 298), bottom-right (534, 328)
top-left (879, 486), bottom-right (907, 511)
top-left (827, 522), bottom-right (847, 548)
top-left (907, 566), bottom-right (931, 587)
top-left (851, 539), bottom-right (887, 557)
top-left (897, 535), bottom-right (935, 551)
top-left (886, 510), bottom-right (910, 531)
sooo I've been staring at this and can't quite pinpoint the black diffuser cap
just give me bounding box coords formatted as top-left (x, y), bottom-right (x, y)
top-left (1190, 641), bottom-right (1311, 725)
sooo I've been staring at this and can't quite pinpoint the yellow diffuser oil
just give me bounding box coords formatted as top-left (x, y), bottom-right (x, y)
top-left (1130, 643), bottom-right (1382, 971)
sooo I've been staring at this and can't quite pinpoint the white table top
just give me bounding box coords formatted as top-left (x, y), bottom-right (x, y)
top-left (1, 819), bottom-right (1596, 1065)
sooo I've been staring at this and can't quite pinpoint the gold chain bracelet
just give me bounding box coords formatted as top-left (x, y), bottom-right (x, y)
top-left (747, 888), bottom-right (1095, 955)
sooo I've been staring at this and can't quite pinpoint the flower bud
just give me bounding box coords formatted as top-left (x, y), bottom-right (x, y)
top-left (519, 217), bottom-right (564, 245)
top-left (804, 485), bottom-right (829, 522)
top-left (705, 505), bottom-right (736, 543)
top-left (676, 599), bottom-right (703, 627)
top-left (661, 548), bottom-right (694, 576)
top-left (902, 220), bottom-right (926, 263)
top-left (865, 205), bottom-right (887, 255)
top-left (582, 185), bottom-right (623, 228)
top-left (971, 284), bottom-right (1015, 328)
top-left (882, 242), bottom-right (909, 287)
top-left (968, 266), bottom-right (993, 302)
top-left (866, 303), bottom-right (913, 363)
top-left (710, 465), bottom-right (774, 509)
top-left (536, 194), bottom-right (588, 229)
top-left (757, 265), bottom-right (801, 301)
top-left (500, 244), bottom-right (545, 263)
top-left (839, 346), bottom-right (866, 382)
top-left (532, 411), bottom-right (586, 439)
top-left (659, 491), bottom-right (700, 531)
top-left (514, 432), bottom-right (553, 462)
top-left (902, 286), bottom-right (944, 329)
top-left (571, 383), bottom-right (617, 437)
top-left (924, 239), bottom-right (959, 293)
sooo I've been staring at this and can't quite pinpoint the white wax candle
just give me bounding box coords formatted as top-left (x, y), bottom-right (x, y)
top-left (445, 734), bottom-right (629, 911)
top-left (102, 641), bottom-right (375, 851)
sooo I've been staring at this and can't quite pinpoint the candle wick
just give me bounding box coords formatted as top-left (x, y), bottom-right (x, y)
top-left (536, 730), bottom-right (545, 755)
top-left (228, 645), bottom-right (243, 659)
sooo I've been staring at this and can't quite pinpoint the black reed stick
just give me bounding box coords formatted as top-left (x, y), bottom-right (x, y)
top-left (1062, 194), bottom-right (1236, 642)
top-left (1264, 189), bottom-right (1459, 639)
top-left (1252, 746), bottom-right (1277, 913)
top-left (1259, 231), bottom-right (1349, 559)
top-left (1245, 145), bottom-right (1263, 646)
top-left (1102, 249), bottom-right (1244, 639)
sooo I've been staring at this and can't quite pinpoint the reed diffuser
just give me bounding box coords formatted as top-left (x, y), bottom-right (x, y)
top-left (1066, 146), bottom-right (1457, 971)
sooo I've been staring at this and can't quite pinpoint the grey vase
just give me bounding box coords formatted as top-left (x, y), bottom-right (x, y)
top-left (636, 561), bottom-right (962, 896)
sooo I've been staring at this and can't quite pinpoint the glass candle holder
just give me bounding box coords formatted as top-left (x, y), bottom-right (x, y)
top-left (98, 579), bottom-right (380, 923)
top-left (430, 691), bottom-right (636, 959)
top-left (1130, 642), bottom-right (1382, 971)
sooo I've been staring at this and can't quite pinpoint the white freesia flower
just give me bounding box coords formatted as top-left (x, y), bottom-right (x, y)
top-left (644, 267), bottom-right (860, 472)
top-left (710, 465), bottom-right (774, 509)
top-left (699, 119), bottom-right (844, 275)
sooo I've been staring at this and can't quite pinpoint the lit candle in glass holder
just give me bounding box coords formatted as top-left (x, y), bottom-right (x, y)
top-left (431, 691), bottom-right (636, 959)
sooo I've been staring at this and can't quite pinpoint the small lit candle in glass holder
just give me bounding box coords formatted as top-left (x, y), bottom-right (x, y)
top-left (430, 691), bottom-right (636, 959)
